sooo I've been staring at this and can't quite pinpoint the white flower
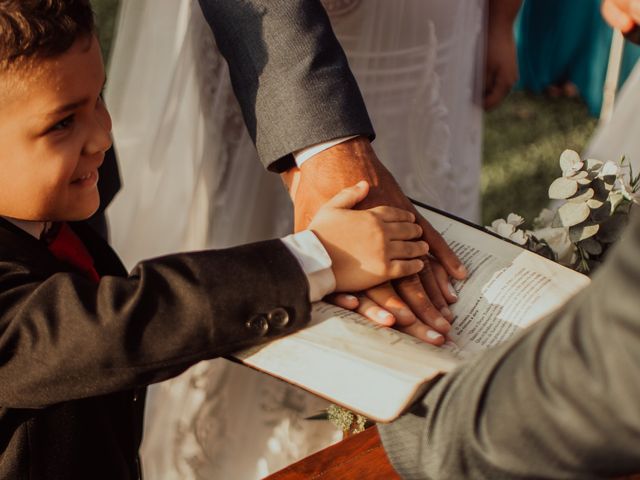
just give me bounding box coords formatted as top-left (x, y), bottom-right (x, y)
top-left (598, 161), bottom-right (619, 178)
top-left (487, 214), bottom-right (529, 245)
top-left (506, 213), bottom-right (525, 227)
top-left (533, 226), bottom-right (577, 265)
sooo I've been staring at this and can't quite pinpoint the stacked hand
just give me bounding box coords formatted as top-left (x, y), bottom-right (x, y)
top-left (283, 137), bottom-right (468, 345)
top-left (310, 181), bottom-right (427, 291)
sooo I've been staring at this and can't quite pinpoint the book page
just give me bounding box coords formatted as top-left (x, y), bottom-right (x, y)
top-left (235, 302), bottom-right (460, 422)
top-left (417, 206), bottom-right (590, 359)
top-left (234, 206), bottom-right (590, 421)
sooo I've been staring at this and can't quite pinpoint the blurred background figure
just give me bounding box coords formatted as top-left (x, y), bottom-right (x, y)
top-left (586, 61), bottom-right (640, 173)
top-left (515, 0), bottom-right (640, 116)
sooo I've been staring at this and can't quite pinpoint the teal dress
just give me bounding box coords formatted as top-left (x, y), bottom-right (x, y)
top-left (515, 0), bottom-right (640, 115)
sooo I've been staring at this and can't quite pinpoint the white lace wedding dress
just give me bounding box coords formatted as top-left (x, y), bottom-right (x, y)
top-left (586, 61), bottom-right (640, 171)
top-left (105, 1), bottom-right (485, 478)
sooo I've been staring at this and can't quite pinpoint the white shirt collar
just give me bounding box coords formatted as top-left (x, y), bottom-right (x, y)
top-left (2, 217), bottom-right (47, 239)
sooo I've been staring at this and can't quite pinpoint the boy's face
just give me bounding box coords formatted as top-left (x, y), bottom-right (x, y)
top-left (0, 35), bottom-right (112, 222)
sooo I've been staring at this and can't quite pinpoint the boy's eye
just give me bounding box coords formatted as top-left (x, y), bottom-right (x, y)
top-left (49, 115), bottom-right (74, 132)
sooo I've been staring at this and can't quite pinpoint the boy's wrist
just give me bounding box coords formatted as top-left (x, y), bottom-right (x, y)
top-left (281, 230), bottom-right (336, 302)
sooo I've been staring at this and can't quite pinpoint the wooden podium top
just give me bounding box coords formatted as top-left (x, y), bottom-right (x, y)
top-left (266, 426), bottom-right (399, 480)
top-left (267, 426), bottom-right (640, 480)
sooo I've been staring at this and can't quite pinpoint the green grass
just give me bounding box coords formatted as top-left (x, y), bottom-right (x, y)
top-left (482, 92), bottom-right (597, 226)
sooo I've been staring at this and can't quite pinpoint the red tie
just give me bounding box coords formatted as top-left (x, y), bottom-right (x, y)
top-left (46, 222), bottom-right (100, 283)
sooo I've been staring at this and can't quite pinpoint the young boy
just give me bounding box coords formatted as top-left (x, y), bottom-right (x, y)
top-left (0, 1), bottom-right (428, 478)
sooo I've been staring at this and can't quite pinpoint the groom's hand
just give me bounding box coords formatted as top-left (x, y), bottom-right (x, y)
top-left (282, 136), bottom-right (467, 344)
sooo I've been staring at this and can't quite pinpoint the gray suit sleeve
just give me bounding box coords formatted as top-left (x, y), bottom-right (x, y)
top-left (380, 215), bottom-right (640, 479)
top-left (197, 0), bottom-right (374, 172)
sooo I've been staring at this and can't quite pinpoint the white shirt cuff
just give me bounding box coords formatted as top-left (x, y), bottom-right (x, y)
top-left (281, 230), bottom-right (336, 302)
top-left (292, 135), bottom-right (359, 167)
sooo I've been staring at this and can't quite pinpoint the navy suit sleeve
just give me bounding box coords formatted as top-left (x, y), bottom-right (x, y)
top-left (197, 0), bottom-right (374, 172)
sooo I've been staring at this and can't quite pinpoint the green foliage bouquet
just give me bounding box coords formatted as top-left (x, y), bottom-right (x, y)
top-left (487, 150), bottom-right (640, 274)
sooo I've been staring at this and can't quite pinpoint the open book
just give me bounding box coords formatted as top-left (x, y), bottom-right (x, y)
top-left (232, 204), bottom-right (591, 423)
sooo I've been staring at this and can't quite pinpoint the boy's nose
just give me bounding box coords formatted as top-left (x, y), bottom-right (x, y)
top-left (86, 104), bottom-right (113, 155)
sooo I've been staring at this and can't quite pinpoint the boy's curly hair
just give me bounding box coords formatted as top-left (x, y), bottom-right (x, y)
top-left (0, 0), bottom-right (94, 66)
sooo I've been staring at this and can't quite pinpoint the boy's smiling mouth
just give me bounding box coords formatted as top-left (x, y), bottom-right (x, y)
top-left (71, 170), bottom-right (99, 186)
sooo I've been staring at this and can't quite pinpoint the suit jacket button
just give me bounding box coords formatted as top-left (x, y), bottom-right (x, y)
top-left (246, 314), bottom-right (269, 336)
top-left (268, 308), bottom-right (290, 328)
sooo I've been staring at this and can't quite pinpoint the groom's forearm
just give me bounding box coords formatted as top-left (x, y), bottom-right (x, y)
top-left (197, 0), bottom-right (374, 172)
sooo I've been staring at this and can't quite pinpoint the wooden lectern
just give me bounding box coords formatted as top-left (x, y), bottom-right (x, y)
top-left (267, 426), bottom-right (640, 480)
top-left (266, 426), bottom-right (398, 480)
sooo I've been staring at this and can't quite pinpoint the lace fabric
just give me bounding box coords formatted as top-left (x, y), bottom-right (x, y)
top-left (105, 0), bottom-right (485, 478)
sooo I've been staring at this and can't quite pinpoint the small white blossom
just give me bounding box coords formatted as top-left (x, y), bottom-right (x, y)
top-left (599, 161), bottom-right (619, 178)
top-left (506, 213), bottom-right (525, 227)
top-left (487, 214), bottom-right (530, 245)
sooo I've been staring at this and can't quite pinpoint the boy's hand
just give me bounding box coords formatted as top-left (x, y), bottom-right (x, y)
top-left (309, 181), bottom-right (427, 292)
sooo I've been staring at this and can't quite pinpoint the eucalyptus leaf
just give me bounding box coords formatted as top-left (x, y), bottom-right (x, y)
top-left (597, 214), bottom-right (627, 243)
top-left (578, 237), bottom-right (602, 255)
top-left (569, 223), bottom-right (599, 243)
top-left (558, 202), bottom-right (590, 227)
top-left (584, 158), bottom-right (604, 172)
top-left (549, 177), bottom-right (578, 200)
top-left (609, 191), bottom-right (624, 212)
top-left (586, 198), bottom-right (605, 209)
top-left (576, 177), bottom-right (593, 185)
top-left (568, 188), bottom-right (594, 203)
top-left (559, 149), bottom-right (582, 173)
top-left (592, 180), bottom-right (611, 201)
top-left (601, 175), bottom-right (616, 189)
top-left (590, 202), bottom-right (612, 222)
top-left (567, 171), bottom-right (588, 180)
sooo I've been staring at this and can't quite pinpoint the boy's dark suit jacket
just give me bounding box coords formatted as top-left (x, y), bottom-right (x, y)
top-left (0, 219), bottom-right (310, 479)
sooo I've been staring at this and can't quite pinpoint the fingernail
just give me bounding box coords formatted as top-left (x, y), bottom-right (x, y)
top-left (447, 283), bottom-right (458, 299)
top-left (457, 264), bottom-right (468, 277)
top-left (344, 294), bottom-right (358, 302)
top-left (376, 309), bottom-right (394, 324)
top-left (435, 317), bottom-right (451, 333)
top-left (357, 180), bottom-right (367, 188)
top-left (426, 330), bottom-right (443, 341)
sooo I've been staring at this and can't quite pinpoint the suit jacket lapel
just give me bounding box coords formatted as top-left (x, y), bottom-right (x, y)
top-left (69, 222), bottom-right (127, 277)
